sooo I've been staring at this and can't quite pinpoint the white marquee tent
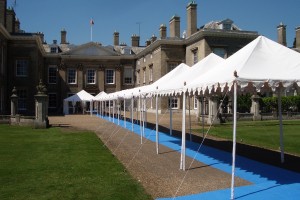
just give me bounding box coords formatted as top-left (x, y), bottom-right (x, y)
top-left (63, 90), bottom-right (95, 115)
top-left (181, 35), bottom-right (300, 199)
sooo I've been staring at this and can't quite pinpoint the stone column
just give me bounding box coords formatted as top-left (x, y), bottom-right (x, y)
top-left (34, 80), bottom-right (49, 129)
top-left (251, 94), bottom-right (261, 121)
top-left (227, 96), bottom-right (233, 114)
top-left (10, 87), bottom-right (18, 116)
top-left (207, 94), bottom-right (220, 125)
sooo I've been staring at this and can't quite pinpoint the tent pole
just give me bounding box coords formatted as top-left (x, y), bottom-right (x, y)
top-left (113, 100), bottom-right (115, 123)
top-left (144, 98), bottom-right (147, 129)
top-left (131, 97), bottom-right (134, 131)
top-left (188, 95), bottom-right (192, 141)
top-left (90, 101), bottom-right (93, 116)
top-left (231, 81), bottom-right (237, 200)
top-left (169, 97), bottom-right (173, 136)
top-left (142, 98), bottom-right (145, 137)
top-left (124, 99), bottom-right (126, 128)
top-left (139, 95), bottom-right (142, 144)
top-left (117, 100), bottom-right (120, 125)
top-left (201, 96), bottom-right (205, 138)
top-left (278, 89), bottom-right (285, 163)
top-left (180, 93), bottom-right (186, 171)
top-left (156, 95), bottom-right (159, 154)
top-left (109, 100), bottom-right (111, 121)
top-left (102, 101), bottom-right (104, 118)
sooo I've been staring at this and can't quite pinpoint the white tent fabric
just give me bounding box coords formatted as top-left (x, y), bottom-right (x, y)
top-left (94, 91), bottom-right (107, 100)
top-left (149, 53), bottom-right (225, 96)
top-left (141, 63), bottom-right (190, 96)
top-left (64, 90), bottom-right (95, 102)
top-left (63, 90), bottom-right (95, 114)
top-left (185, 36), bottom-right (300, 94)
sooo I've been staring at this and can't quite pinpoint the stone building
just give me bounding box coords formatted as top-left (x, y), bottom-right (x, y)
top-left (0, 0), bottom-right (299, 116)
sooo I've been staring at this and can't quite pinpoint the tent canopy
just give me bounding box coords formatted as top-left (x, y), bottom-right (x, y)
top-left (94, 91), bottom-right (107, 100)
top-left (186, 36), bottom-right (300, 94)
top-left (141, 63), bottom-right (190, 96)
top-left (150, 53), bottom-right (225, 96)
top-left (64, 90), bottom-right (95, 102)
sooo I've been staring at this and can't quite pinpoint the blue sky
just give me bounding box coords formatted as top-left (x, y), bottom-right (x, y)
top-left (11, 0), bottom-right (300, 47)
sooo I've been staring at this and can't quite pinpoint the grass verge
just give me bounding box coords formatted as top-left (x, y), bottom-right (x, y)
top-left (196, 120), bottom-right (300, 156)
top-left (0, 125), bottom-right (152, 200)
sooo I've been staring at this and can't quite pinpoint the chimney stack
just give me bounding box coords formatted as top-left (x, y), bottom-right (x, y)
top-left (145, 39), bottom-right (151, 46)
top-left (277, 23), bottom-right (287, 46)
top-left (159, 24), bottom-right (167, 39)
top-left (36, 32), bottom-right (45, 43)
top-left (14, 17), bottom-right (20, 33)
top-left (296, 26), bottom-right (300, 49)
top-left (0, 0), bottom-right (7, 27)
top-left (186, 1), bottom-right (197, 37)
top-left (131, 34), bottom-right (140, 47)
top-left (60, 28), bottom-right (67, 44)
top-left (169, 15), bottom-right (180, 38)
top-left (6, 7), bottom-right (15, 33)
top-left (113, 31), bottom-right (119, 46)
top-left (151, 34), bottom-right (157, 43)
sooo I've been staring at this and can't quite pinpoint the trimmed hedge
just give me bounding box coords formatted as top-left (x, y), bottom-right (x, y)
top-left (260, 95), bottom-right (300, 113)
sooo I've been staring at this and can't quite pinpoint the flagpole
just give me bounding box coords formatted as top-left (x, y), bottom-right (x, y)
top-left (90, 18), bottom-right (94, 42)
top-left (91, 25), bottom-right (93, 41)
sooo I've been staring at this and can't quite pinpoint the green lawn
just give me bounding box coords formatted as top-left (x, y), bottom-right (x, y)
top-left (196, 120), bottom-right (300, 156)
top-left (0, 125), bottom-right (152, 200)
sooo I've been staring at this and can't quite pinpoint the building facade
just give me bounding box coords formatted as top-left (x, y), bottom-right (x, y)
top-left (1, 0), bottom-right (299, 116)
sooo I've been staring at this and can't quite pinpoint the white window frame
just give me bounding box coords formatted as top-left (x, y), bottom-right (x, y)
top-left (168, 97), bottom-right (179, 109)
top-left (86, 69), bottom-right (96, 84)
top-left (48, 65), bottom-right (57, 84)
top-left (193, 50), bottom-right (198, 64)
top-left (16, 60), bottom-right (28, 77)
top-left (143, 68), bottom-right (146, 84)
top-left (194, 97), bottom-right (198, 109)
top-left (136, 71), bottom-right (140, 85)
top-left (67, 68), bottom-right (77, 84)
top-left (149, 65), bottom-right (153, 82)
top-left (123, 67), bottom-right (133, 85)
top-left (105, 69), bottom-right (115, 84)
top-left (50, 47), bottom-right (57, 53)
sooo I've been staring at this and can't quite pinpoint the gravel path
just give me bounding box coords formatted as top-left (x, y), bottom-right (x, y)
top-left (49, 114), bottom-right (250, 199)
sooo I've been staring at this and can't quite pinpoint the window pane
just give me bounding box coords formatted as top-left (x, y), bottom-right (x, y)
top-left (123, 67), bottom-right (133, 84)
top-left (213, 48), bottom-right (226, 58)
top-left (16, 60), bottom-right (28, 77)
top-left (105, 69), bottom-right (114, 84)
top-left (168, 63), bottom-right (177, 73)
top-left (67, 68), bottom-right (76, 84)
top-left (48, 66), bottom-right (57, 84)
top-left (168, 97), bottom-right (178, 109)
top-left (87, 69), bottom-right (96, 84)
top-left (193, 51), bottom-right (198, 64)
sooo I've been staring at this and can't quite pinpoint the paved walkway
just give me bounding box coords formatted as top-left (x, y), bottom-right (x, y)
top-left (98, 114), bottom-right (300, 200)
top-left (50, 113), bottom-right (300, 199)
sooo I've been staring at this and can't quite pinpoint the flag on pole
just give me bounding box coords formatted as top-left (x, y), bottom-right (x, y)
top-left (90, 18), bottom-right (94, 41)
top-left (90, 18), bottom-right (94, 26)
